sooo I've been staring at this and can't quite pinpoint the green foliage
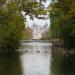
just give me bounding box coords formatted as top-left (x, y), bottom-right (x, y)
top-left (0, 2), bottom-right (24, 53)
top-left (0, 0), bottom-right (6, 6)
top-left (21, 0), bottom-right (47, 19)
top-left (41, 30), bottom-right (51, 40)
top-left (50, 0), bottom-right (75, 49)
top-left (0, 0), bottom-right (49, 54)
top-left (22, 28), bottom-right (32, 40)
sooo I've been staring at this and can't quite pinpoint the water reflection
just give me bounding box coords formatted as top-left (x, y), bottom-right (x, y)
top-left (0, 42), bottom-right (75, 75)
top-left (61, 55), bottom-right (75, 75)
top-left (0, 54), bottom-right (22, 75)
top-left (20, 42), bottom-right (51, 75)
top-left (51, 48), bottom-right (75, 75)
top-left (20, 42), bottom-right (52, 54)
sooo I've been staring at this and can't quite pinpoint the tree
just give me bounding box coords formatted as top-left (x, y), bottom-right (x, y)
top-left (0, 0), bottom-right (48, 54)
top-left (21, 0), bottom-right (47, 19)
top-left (50, 0), bottom-right (75, 50)
top-left (22, 27), bottom-right (32, 40)
top-left (0, 1), bottom-right (25, 54)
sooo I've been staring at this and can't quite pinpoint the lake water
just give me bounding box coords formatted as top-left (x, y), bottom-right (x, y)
top-left (20, 42), bottom-right (52, 75)
top-left (0, 41), bottom-right (75, 75)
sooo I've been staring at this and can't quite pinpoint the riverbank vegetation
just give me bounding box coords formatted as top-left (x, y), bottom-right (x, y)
top-left (0, 53), bottom-right (22, 75)
top-left (0, 0), bottom-right (25, 54)
top-left (22, 27), bottom-right (32, 40)
top-left (41, 30), bottom-right (51, 40)
top-left (0, 0), bottom-right (48, 54)
top-left (50, 0), bottom-right (75, 51)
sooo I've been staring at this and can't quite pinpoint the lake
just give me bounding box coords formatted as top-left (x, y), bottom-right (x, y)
top-left (0, 41), bottom-right (75, 75)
